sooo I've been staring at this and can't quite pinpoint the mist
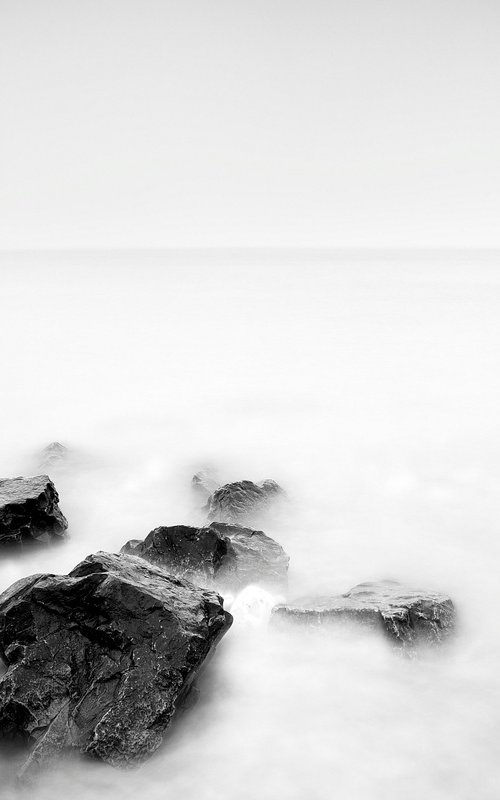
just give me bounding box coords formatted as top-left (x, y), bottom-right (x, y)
top-left (0, 250), bottom-right (499, 798)
top-left (3, 1), bottom-right (500, 250)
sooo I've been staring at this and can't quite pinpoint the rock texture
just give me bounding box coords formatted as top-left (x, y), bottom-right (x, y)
top-left (0, 475), bottom-right (68, 548)
top-left (0, 551), bottom-right (232, 776)
top-left (272, 580), bottom-right (455, 648)
top-left (206, 479), bottom-right (285, 524)
top-left (122, 521), bottom-right (289, 591)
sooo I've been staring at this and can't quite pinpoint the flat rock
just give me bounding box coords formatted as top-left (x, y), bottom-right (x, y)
top-left (0, 475), bottom-right (68, 548)
top-left (122, 521), bottom-right (289, 591)
top-left (0, 551), bottom-right (232, 776)
top-left (272, 580), bottom-right (455, 648)
top-left (206, 479), bottom-right (285, 524)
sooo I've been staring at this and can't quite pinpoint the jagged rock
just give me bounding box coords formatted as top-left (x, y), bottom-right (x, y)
top-left (206, 479), bottom-right (285, 524)
top-left (0, 475), bottom-right (68, 548)
top-left (272, 580), bottom-right (455, 648)
top-left (0, 551), bottom-right (232, 777)
top-left (121, 521), bottom-right (289, 591)
top-left (191, 468), bottom-right (220, 502)
top-left (38, 442), bottom-right (69, 470)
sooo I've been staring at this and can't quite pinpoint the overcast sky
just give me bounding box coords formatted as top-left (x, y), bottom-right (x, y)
top-left (1, 0), bottom-right (499, 249)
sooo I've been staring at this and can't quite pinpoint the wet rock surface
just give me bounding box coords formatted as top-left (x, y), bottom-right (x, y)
top-left (122, 521), bottom-right (289, 591)
top-left (206, 479), bottom-right (285, 524)
top-left (0, 475), bottom-right (68, 548)
top-left (0, 551), bottom-right (232, 776)
top-left (272, 580), bottom-right (455, 648)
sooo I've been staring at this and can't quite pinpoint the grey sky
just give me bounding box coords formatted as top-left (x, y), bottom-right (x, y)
top-left (1, 0), bottom-right (499, 248)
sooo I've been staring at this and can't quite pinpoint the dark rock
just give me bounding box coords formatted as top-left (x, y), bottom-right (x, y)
top-left (122, 521), bottom-right (289, 591)
top-left (38, 442), bottom-right (69, 471)
top-left (122, 525), bottom-right (227, 583)
top-left (206, 479), bottom-right (285, 524)
top-left (0, 551), bottom-right (232, 777)
top-left (0, 475), bottom-right (68, 548)
top-left (272, 580), bottom-right (455, 648)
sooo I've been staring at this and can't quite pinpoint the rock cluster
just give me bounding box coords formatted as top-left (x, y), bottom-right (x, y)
top-left (0, 551), bottom-right (232, 776)
top-left (0, 475), bottom-right (68, 548)
top-left (272, 580), bottom-right (456, 648)
top-left (122, 521), bottom-right (289, 591)
top-left (0, 462), bottom-right (458, 780)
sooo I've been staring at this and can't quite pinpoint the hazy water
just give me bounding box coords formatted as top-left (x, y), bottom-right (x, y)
top-left (1, 251), bottom-right (499, 799)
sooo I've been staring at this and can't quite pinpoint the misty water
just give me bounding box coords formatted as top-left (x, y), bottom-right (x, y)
top-left (1, 251), bottom-right (499, 799)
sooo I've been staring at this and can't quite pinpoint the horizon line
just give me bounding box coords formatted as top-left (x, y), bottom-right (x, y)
top-left (2, 245), bottom-right (500, 253)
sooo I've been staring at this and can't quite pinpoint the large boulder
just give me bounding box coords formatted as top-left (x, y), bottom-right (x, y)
top-left (0, 475), bottom-right (68, 548)
top-left (0, 551), bottom-right (232, 777)
top-left (272, 580), bottom-right (455, 648)
top-left (206, 479), bottom-right (285, 524)
top-left (122, 521), bottom-right (289, 591)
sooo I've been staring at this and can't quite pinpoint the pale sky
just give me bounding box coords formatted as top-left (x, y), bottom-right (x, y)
top-left (1, 0), bottom-right (500, 249)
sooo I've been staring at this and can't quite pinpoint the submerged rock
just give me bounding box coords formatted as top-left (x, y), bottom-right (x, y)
top-left (0, 551), bottom-right (232, 777)
top-left (122, 521), bottom-right (289, 591)
top-left (191, 468), bottom-right (220, 502)
top-left (0, 475), bottom-right (68, 548)
top-left (272, 580), bottom-right (455, 648)
top-left (37, 442), bottom-right (69, 471)
top-left (206, 479), bottom-right (285, 524)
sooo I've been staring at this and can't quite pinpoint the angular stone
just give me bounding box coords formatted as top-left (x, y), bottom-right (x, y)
top-left (0, 475), bottom-right (68, 548)
top-left (0, 551), bottom-right (232, 776)
top-left (122, 521), bottom-right (289, 591)
top-left (206, 479), bottom-right (285, 524)
top-left (271, 580), bottom-right (455, 648)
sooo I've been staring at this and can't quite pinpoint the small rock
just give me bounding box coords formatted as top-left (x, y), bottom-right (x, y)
top-left (38, 442), bottom-right (69, 471)
top-left (272, 580), bottom-right (455, 648)
top-left (0, 475), bottom-right (68, 548)
top-left (0, 551), bottom-right (232, 776)
top-left (122, 521), bottom-right (289, 591)
top-left (206, 479), bottom-right (285, 524)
